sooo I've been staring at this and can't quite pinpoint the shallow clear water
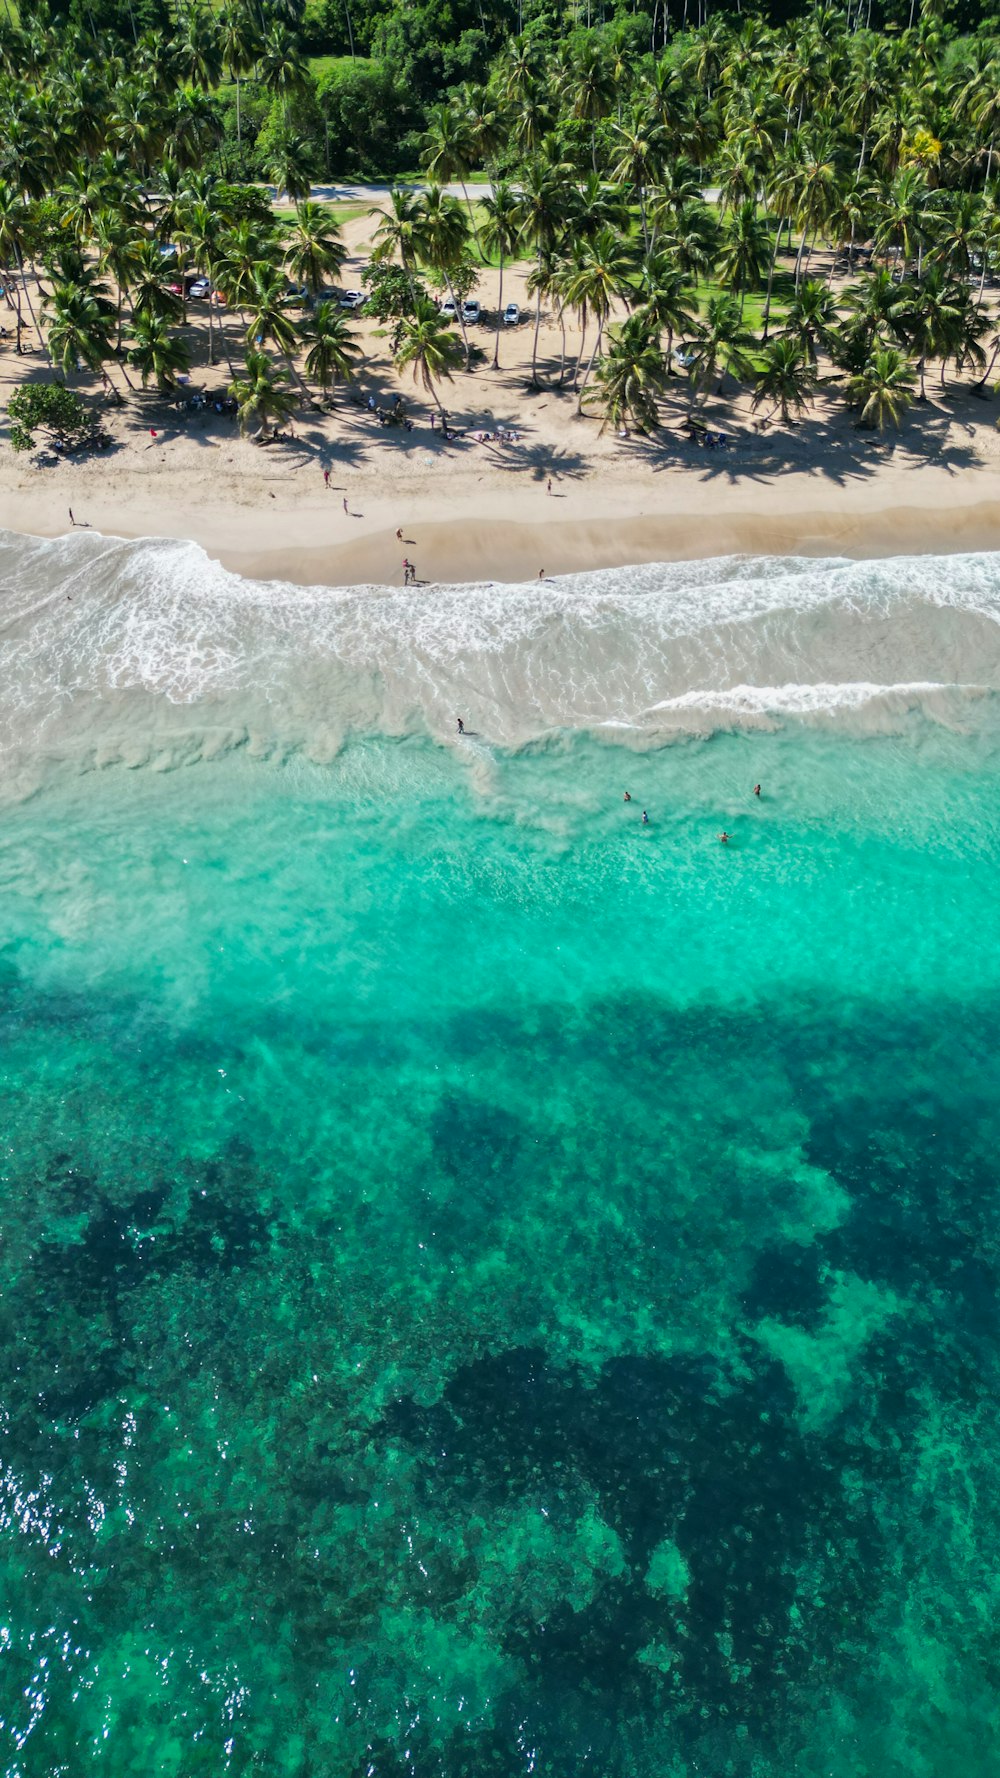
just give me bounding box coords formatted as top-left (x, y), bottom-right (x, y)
top-left (2, 534), bottom-right (1000, 1776)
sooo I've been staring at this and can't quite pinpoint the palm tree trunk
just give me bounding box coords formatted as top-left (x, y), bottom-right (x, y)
top-left (16, 248), bottom-right (45, 355)
top-left (493, 246), bottom-right (503, 369)
top-left (974, 335), bottom-right (1000, 389)
top-left (577, 317), bottom-right (605, 413)
top-left (762, 219), bottom-right (785, 340)
top-left (444, 268), bottom-right (471, 368)
top-left (460, 180), bottom-right (484, 260)
top-left (574, 311), bottom-right (588, 390)
top-left (793, 224), bottom-right (808, 292)
top-left (531, 258), bottom-right (543, 386)
top-left (216, 302), bottom-right (237, 378)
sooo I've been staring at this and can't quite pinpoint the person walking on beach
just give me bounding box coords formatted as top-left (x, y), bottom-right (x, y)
top-left (343, 496), bottom-right (348, 515)
top-left (323, 468), bottom-right (330, 489)
top-left (403, 558), bottom-right (414, 585)
top-left (546, 477), bottom-right (552, 495)
top-left (457, 717), bottom-right (465, 734)
top-left (396, 528), bottom-right (403, 541)
top-left (68, 507), bottom-right (75, 526)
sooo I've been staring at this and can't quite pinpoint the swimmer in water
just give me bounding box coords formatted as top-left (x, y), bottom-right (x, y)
top-left (642, 810), bottom-right (649, 824)
top-left (753, 784), bottom-right (761, 797)
top-left (623, 791), bottom-right (631, 802)
top-left (719, 831), bottom-right (731, 843)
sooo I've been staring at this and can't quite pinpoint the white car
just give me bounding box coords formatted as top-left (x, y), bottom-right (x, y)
top-left (439, 298), bottom-right (457, 318)
top-left (462, 299), bottom-right (481, 324)
top-left (188, 276), bottom-right (211, 299)
top-left (503, 301), bottom-right (520, 326)
top-left (674, 347), bottom-right (697, 369)
top-left (339, 290), bottom-right (365, 309)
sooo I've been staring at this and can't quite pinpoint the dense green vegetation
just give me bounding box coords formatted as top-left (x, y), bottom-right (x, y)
top-left (5, 1), bottom-right (1000, 440)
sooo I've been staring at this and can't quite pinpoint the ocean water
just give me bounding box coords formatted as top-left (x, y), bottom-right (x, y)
top-left (1, 529), bottom-right (1000, 1777)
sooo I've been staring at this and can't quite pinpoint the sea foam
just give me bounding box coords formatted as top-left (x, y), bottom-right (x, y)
top-left (2, 527), bottom-right (1000, 785)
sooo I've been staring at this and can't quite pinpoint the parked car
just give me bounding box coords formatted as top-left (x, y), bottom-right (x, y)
top-left (673, 347), bottom-right (697, 369)
top-left (503, 301), bottom-right (520, 326)
top-left (339, 289), bottom-right (365, 309)
top-left (462, 299), bottom-right (481, 324)
top-left (188, 276), bottom-right (211, 299)
top-left (439, 298), bottom-right (457, 318)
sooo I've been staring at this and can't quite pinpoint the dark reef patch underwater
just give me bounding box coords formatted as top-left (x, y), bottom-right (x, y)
top-left (2, 536), bottom-right (1000, 1775)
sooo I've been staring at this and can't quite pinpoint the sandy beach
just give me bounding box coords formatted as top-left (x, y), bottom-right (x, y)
top-left (4, 206), bottom-right (1000, 586)
top-left (4, 413), bottom-right (1000, 587)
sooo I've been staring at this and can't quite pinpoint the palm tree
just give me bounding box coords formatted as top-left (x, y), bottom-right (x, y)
top-left (301, 301), bottom-right (360, 399)
top-left (93, 209), bottom-right (143, 350)
top-left (872, 167), bottom-right (937, 274)
top-left (772, 129), bottom-right (843, 289)
top-left (894, 268), bottom-right (983, 395)
top-left (564, 39), bottom-right (615, 175)
top-left (841, 267), bottom-right (904, 354)
top-left (267, 136), bottom-right (314, 205)
top-left (609, 103), bottom-right (669, 248)
top-left (559, 225), bottom-right (635, 410)
top-left (685, 294), bottom-right (756, 404)
top-left (243, 262), bottom-right (298, 357)
top-left (44, 276), bottom-right (115, 386)
top-left (780, 278), bottom-right (838, 365)
top-left (589, 315), bottom-right (667, 435)
top-left (0, 179), bottom-right (42, 353)
top-left (370, 188), bottom-right (424, 303)
top-left (633, 251), bottom-right (698, 377)
top-left (752, 338), bottom-right (817, 423)
top-left (218, 1), bottom-right (259, 148)
top-left (421, 102), bottom-right (482, 255)
top-left (717, 199), bottom-right (771, 312)
top-left (845, 345), bottom-right (916, 429)
top-left (513, 160), bottom-right (566, 387)
top-left (284, 201), bottom-right (346, 300)
top-left (393, 297), bottom-right (463, 414)
top-left (218, 217), bottom-right (283, 314)
top-left (656, 200), bottom-right (720, 288)
top-left (127, 311), bottom-right (191, 390)
top-left (257, 22), bottom-right (308, 126)
top-left (416, 184), bottom-right (473, 367)
top-left (176, 6), bottom-right (222, 90)
top-left (480, 180), bottom-right (520, 369)
top-left (181, 200), bottom-right (228, 368)
top-left (231, 347), bottom-right (297, 437)
top-left (129, 238), bottom-right (183, 323)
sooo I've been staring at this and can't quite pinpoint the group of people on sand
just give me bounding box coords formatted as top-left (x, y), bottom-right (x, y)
top-left (624, 784), bottom-right (761, 841)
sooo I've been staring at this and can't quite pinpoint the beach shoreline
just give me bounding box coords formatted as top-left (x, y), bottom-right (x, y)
top-left (4, 470), bottom-right (1000, 586)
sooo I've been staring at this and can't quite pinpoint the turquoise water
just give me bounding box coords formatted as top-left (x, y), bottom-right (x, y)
top-left (2, 534), bottom-right (1000, 1775)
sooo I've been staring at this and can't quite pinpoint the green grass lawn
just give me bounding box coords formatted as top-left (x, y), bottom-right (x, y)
top-left (307, 54), bottom-right (373, 81)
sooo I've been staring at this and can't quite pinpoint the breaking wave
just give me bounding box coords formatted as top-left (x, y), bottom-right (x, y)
top-left (2, 527), bottom-right (1000, 785)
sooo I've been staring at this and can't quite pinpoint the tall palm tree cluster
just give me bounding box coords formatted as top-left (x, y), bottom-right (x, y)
top-left (398, 7), bottom-right (1000, 431)
top-left (5, 2), bottom-right (1000, 437)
